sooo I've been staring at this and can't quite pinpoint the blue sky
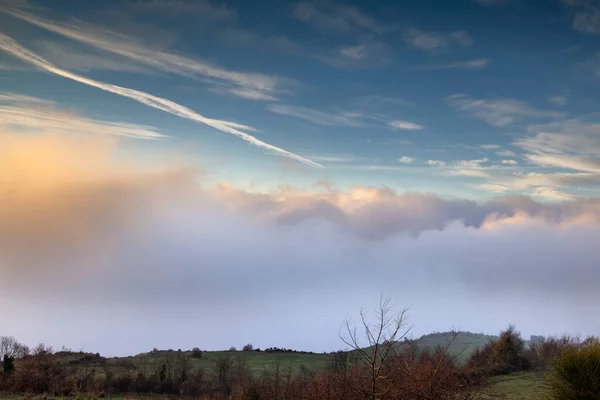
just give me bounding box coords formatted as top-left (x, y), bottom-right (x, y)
top-left (2, 0), bottom-right (600, 200)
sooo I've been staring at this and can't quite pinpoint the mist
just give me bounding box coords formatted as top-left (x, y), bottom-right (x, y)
top-left (1, 133), bottom-right (599, 356)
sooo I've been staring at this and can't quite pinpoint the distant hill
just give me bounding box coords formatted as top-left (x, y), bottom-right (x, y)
top-left (413, 331), bottom-right (498, 362)
top-left (34, 331), bottom-right (501, 379)
top-left (355, 331), bottom-right (499, 364)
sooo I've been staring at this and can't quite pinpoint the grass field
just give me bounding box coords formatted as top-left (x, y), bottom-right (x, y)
top-left (478, 371), bottom-right (549, 399)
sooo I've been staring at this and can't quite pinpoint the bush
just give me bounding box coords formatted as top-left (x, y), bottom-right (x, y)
top-left (191, 347), bottom-right (203, 358)
top-left (525, 335), bottom-right (577, 371)
top-left (468, 325), bottom-right (529, 375)
top-left (2, 354), bottom-right (15, 374)
top-left (547, 342), bottom-right (600, 400)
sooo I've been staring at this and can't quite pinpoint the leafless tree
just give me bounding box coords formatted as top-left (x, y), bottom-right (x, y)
top-left (340, 296), bottom-right (411, 400)
top-left (32, 342), bottom-right (53, 356)
top-left (1, 336), bottom-right (18, 357)
top-left (215, 353), bottom-right (233, 390)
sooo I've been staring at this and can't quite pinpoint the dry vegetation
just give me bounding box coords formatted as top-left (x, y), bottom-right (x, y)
top-left (2, 298), bottom-right (599, 400)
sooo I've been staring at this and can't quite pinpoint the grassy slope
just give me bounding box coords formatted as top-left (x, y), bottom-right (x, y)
top-left (479, 371), bottom-right (549, 399)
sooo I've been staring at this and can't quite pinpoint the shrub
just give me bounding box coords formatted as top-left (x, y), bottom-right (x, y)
top-left (191, 347), bottom-right (203, 358)
top-left (546, 342), bottom-right (600, 400)
top-left (468, 325), bottom-right (529, 375)
top-left (2, 354), bottom-right (15, 374)
top-left (525, 335), bottom-right (578, 371)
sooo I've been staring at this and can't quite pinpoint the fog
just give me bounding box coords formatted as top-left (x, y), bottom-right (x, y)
top-left (1, 133), bottom-right (599, 356)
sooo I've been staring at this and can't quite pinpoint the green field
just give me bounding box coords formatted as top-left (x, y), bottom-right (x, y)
top-left (478, 371), bottom-right (549, 399)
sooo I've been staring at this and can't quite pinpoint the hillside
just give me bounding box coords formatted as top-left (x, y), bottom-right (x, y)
top-left (37, 330), bottom-right (496, 379)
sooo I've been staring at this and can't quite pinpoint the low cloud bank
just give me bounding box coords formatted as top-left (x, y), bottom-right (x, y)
top-left (1, 133), bottom-right (599, 356)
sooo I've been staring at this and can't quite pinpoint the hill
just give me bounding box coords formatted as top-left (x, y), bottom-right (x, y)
top-left (37, 330), bottom-right (497, 379)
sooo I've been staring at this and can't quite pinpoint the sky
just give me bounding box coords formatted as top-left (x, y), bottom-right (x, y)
top-left (1, 0), bottom-right (600, 356)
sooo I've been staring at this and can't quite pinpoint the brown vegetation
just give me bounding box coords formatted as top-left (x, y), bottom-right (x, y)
top-left (2, 300), bottom-right (599, 399)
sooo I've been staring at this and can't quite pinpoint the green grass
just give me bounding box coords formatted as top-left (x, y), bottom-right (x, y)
top-left (181, 350), bottom-right (330, 377)
top-left (477, 371), bottom-right (549, 400)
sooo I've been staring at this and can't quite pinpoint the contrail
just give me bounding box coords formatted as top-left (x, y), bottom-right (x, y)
top-left (0, 33), bottom-right (322, 168)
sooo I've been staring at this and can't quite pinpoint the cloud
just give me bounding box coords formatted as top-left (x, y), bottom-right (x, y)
top-left (496, 149), bottom-right (517, 157)
top-left (455, 157), bottom-right (490, 169)
top-left (267, 104), bottom-right (363, 127)
top-left (0, 33), bottom-right (321, 168)
top-left (516, 117), bottom-right (600, 174)
top-left (318, 39), bottom-right (394, 68)
top-left (1, 7), bottom-right (290, 100)
top-left (563, 0), bottom-right (600, 35)
top-left (32, 40), bottom-right (155, 74)
top-left (502, 159), bottom-right (518, 165)
top-left (447, 94), bottom-right (566, 127)
top-left (209, 87), bottom-right (279, 101)
top-left (404, 29), bottom-right (473, 54)
top-left (398, 156), bottom-right (415, 164)
top-left (389, 120), bottom-right (424, 130)
top-left (292, 0), bottom-right (389, 36)
top-left (309, 154), bottom-right (362, 163)
top-left (413, 58), bottom-right (489, 70)
top-left (0, 92), bottom-right (166, 139)
top-left (427, 160), bottom-right (446, 167)
top-left (480, 144), bottom-right (501, 150)
top-left (4, 133), bottom-right (600, 355)
top-left (5, 132), bottom-right (600, 355)
top-left (351, 95), bottom-right (412, 107)
top-left (132, 0), bottom-right (235, 21)
top-left (548, 95), bottom-right (567, 106)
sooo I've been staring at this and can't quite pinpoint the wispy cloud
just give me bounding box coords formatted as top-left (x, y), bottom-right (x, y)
top-left (0, 33), bottom-right (321, 168)
top-left (496, 149), bottom-right (517, 157)
top-left (413, 58), bottom-right (489, 70)
top-left (1, 7), bottom-right (289, 100)
top-left (502, 159), bottom-right (518, 165)
top-left (404, 29), bottom-right (473, 54)
top-left (427, 160), bottom-right (446, 167)
top-left (292, 0), bottom-right (390, 36)
top-left (447, 94), bottom-right (566, 126)
top-left (480, 144), bottom-right (501, 150)
top-left (209, 87), bottom-right (279, 101)
top-left (267, 104), bottom-right (364, 127)
top-left (33, 40), bottom-right (154, 74)
top-left (388, 120), bottom-right (424, 130)
top-left (309, 153), bottom-right (363, 163)
top-left (351, 95), bottom-right (412, 107)
top-left (563, 0), bottom-right (600, 35)
top-left (318, 39), bottom-right (394, 68)
top-left (398, 156), bottom-right (415, 164)
top-left (548, 95), bottom-right (567, 106)
top-left (132, 0), bottom-right (235, 21)
top-left (0, 92), bottom-right (166, 139)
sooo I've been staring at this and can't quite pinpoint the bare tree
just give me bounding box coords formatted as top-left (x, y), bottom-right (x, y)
top-left (1, 336), bottom-right (17, 357)
top-left (340, 296), bottom-right (411, 400)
